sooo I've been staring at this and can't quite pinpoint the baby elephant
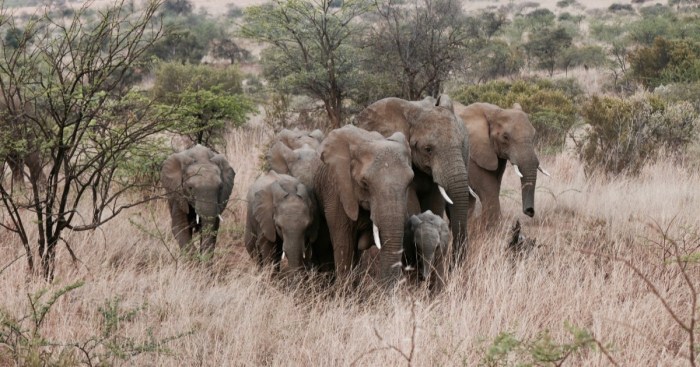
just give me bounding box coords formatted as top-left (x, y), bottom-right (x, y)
top-left (244, 171), bottom-right (318, 271)
top-left (406, 210), bottom-right (450, 281)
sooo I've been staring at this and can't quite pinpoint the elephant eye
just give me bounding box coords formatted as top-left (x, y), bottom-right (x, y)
top-left (503, 133), bottom-right (510, 141)
top-left (360, 178), bottom-right (369, 190)
top-left (424, 145), bottom-right (433, 154)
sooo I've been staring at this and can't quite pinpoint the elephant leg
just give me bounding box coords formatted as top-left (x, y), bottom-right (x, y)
top-left (429, 243), bottom-right (447, 294)
top-left (258, 237), bottom-right (279, 270)
top-left (407, 187), bottom-right (421, 216)
top-left (25, 150), bottom-right (46, 191)
top-left (170, 204), bottom-right (193, 253)
top-left (6, 154), bottom-right (25, 191)
top-left (475, 178), bottom-right (501, 228)
top-left (329, 219), bottom-right (355, 278)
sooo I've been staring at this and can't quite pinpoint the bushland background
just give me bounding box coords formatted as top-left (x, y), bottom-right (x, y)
top-left (1, 0), bottom-right (700, 365)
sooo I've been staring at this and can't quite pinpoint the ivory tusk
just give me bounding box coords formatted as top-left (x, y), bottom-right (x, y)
top-left (438, 185), bottom-right (453, 205)
top-left (404, 265), bottom-right (415, 271)
top-left (218, 214), bottom-right (223, 222)
top-left (373, 224), bottom-right (381, 250)
top-left (538, 167), bottom-right (551, 177)
top-left (513, 165), bottom-right (523, 178)
top-left (196, 214), bottom-right (200, 224)
top-left (468, 186), bottom-right (478, 198)
top-left (282, 251), bottom-right (286, 261)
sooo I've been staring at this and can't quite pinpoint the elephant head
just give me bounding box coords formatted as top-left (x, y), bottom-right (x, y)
top-left (407, 210), bottom-right (450, 281)
top-left (456, 102), bottom-right (547, 218)
top-left (266, 128), bottom-right (324, 174)
top-left (356, 95), bottom-right (470, 262)
top-left (267, 142), bottom-right (321, 190)
top-left (247, 172), bottom-right (318, 271)
top-left (161, 145), bottom-right (235, 254)
top-left (317, 125), bottom-right (414, 284)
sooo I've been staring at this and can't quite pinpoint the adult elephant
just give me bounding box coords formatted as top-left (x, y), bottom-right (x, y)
top-left (161, 144), bottom-right (235, 255)
top-left (315, 125), bottom-right (414, 285)
top-left (266, 128), bottom-right (324, 174)
top-left (356, 95), bottom-right (470, 265)
top-left (453, 102), bottom-right (550, 227)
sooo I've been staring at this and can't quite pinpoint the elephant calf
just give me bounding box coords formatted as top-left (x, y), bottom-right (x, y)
top-left (161, 145), bottom-right (236, 255)
top-left (244, 171), bottom-right (318, 271)
top-left (405, 210), bottom-right (450, 282)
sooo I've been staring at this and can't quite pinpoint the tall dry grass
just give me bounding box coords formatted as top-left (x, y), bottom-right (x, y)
top-left (1, 124), bottom-right (699, 366)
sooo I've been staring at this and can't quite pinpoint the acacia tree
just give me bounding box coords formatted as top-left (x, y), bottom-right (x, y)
top-left (0, 0), bottom-right (169, 281)
top-left (241, 0), bottom-right (369, 128)
top-left (365, 0), bottom-right (475, 100)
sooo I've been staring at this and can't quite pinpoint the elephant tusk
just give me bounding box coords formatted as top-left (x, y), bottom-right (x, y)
top-left (538, 166), bottom-right (551, 177)
top-left (438, 185), bottom-right (453, 205)
top-left (404, 265), bottom-right (415, 271)
top-left (373, 224), bottom-right (381, 250)
top-left (218, 214), bottom-right (224, 222)
top-left (282, 251), bottom-right (286, 261)
top-left (468, 186), bottom-right (478, 199)
top-left (513, 165), bottom-right (524, 178)
top-left (196, 214), bottom-right (200, 225)
top-left (391, 262), bottom-right (403, 268)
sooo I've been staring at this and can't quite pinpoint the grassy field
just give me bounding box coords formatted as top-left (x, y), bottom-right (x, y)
top-left (1, 123), bottom-right (699, 365)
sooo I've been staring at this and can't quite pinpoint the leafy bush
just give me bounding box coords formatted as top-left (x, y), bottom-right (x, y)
top-left (451, 78), bottom-right (581, 149)
top-left (153, 62), bottom-right (255, 148)
top-left (609, 3), bottom-right (634, 12)
top-left (628, 37), bottom-right (700, 88)
top-left (578, 92), bottom-right (698, 175)
top-left (654, 81), bottom-right (700, 112)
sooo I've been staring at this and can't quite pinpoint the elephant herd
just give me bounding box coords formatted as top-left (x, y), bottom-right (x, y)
top-left (159, 95), bottom-right (548, 287)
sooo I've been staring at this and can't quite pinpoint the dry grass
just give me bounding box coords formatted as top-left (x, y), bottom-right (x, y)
top-left (2, 124), bottom-right (699, 366)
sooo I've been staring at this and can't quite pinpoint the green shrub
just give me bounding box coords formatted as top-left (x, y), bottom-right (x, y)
top-left (578, 92), bottom-right (698, 175)
top-left (451, 78), bottom-right (581, 149)
top-left (153, 62), bottom-right (255, 148)
top-left (628, 37), bottom-right (700, 88)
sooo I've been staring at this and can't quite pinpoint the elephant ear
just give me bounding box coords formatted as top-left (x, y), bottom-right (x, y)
top-left (467, 104), bottom-right (499, 171)
top-left (267, 141), bottom-right (294, 174)
top-left (253, 185), bottom-right (276, 242)
top-left (161, 153), bottom-right (189, 214)
top-left (436, 94), bottom-right (455, 112)
top-left (309, 129), bottom-right (325, 145)
top-left (319, 127), bottom-right (360, 221)
top-left (211, 154), bottom-right (236, 214)
top-left (408, 214), bottom-right (423, 231)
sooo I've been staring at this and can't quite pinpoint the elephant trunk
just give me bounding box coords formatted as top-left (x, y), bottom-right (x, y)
top-left (282, 231), bottom-right (306, 271)
top-left (512, 154), bottom-right (539, 218)
top-left (520, 167), bottom-right (537, 217)
top-left (194, 194), bottom-right (220, 254)
top-left (436, 151), bottom-right (470, 264)
top-left (371, 198), bottom-right (407, 286)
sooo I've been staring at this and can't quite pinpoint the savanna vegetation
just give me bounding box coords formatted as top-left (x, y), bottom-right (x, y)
top-left (1, 0), bottom-right (699, 365)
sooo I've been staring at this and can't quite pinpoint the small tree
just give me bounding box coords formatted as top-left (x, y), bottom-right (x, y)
top-left (241, 0), bottom-right (369, 129)
top-left (0, 0), bottom-right (169, 281)
top-left (152, 62), bottom-right (255, 148)
top-left (365, 0), bottom-right (475, 100)
top-left (524, 26), bottom-right (573, 76)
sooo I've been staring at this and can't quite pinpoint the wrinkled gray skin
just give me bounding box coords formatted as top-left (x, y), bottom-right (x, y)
top-left (406, 210), bottom-right (450, 281)
top-left (454, 102), bottom-right (544, 227)
top-left (244, 172), bottom-right (318, 271)
top-left (1, 90), bottom-right (46, 193)
top-left (266, 128), bottom-right (324, 174)
top-left (161, 145), bottom-right (235, 254)
top-left (315, 125), bottom-right (414, 285)
top-left (356, 95), bottom-right (470, 267)
top-left (266, 134), bottom-right (334, 271)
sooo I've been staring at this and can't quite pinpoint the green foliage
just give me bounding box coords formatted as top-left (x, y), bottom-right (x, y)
top-left (557, 44), bottom-right (608, 73)
top-left (628, 37), bottom-right (700, 88)
top-left (627, 16), bottom-right (672, 45)
top-left (241, 0), bottom-right (369, 127)
top-left (0, 283), bottom-right (190, 365)
top-left (452, 78), bottom-right (581, 149)
top-left (467, 40), bottom-right (524, 82)
top-left (478, 323), bottom-right (614, 366)
top-left (556, 0), bottom-right (578, 7)
top-left (579, 92), bottom-right (699, 175)
top-left (608, 3), bottom-right (635, 12)
top-left (147, 13), bottom-right (223, 64)
top-left (655, 81), bottom-right (700, 112)
top-left (589, 20), bottom-right (627, 43)
top-left (525, 8), bottom-right (556, 30)
top-left (524, 26), bottom-right (573, 76)
top-left (162, 0), bottom-right (193, 16)
top-left (153, 62), bottom-right (255, 147)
